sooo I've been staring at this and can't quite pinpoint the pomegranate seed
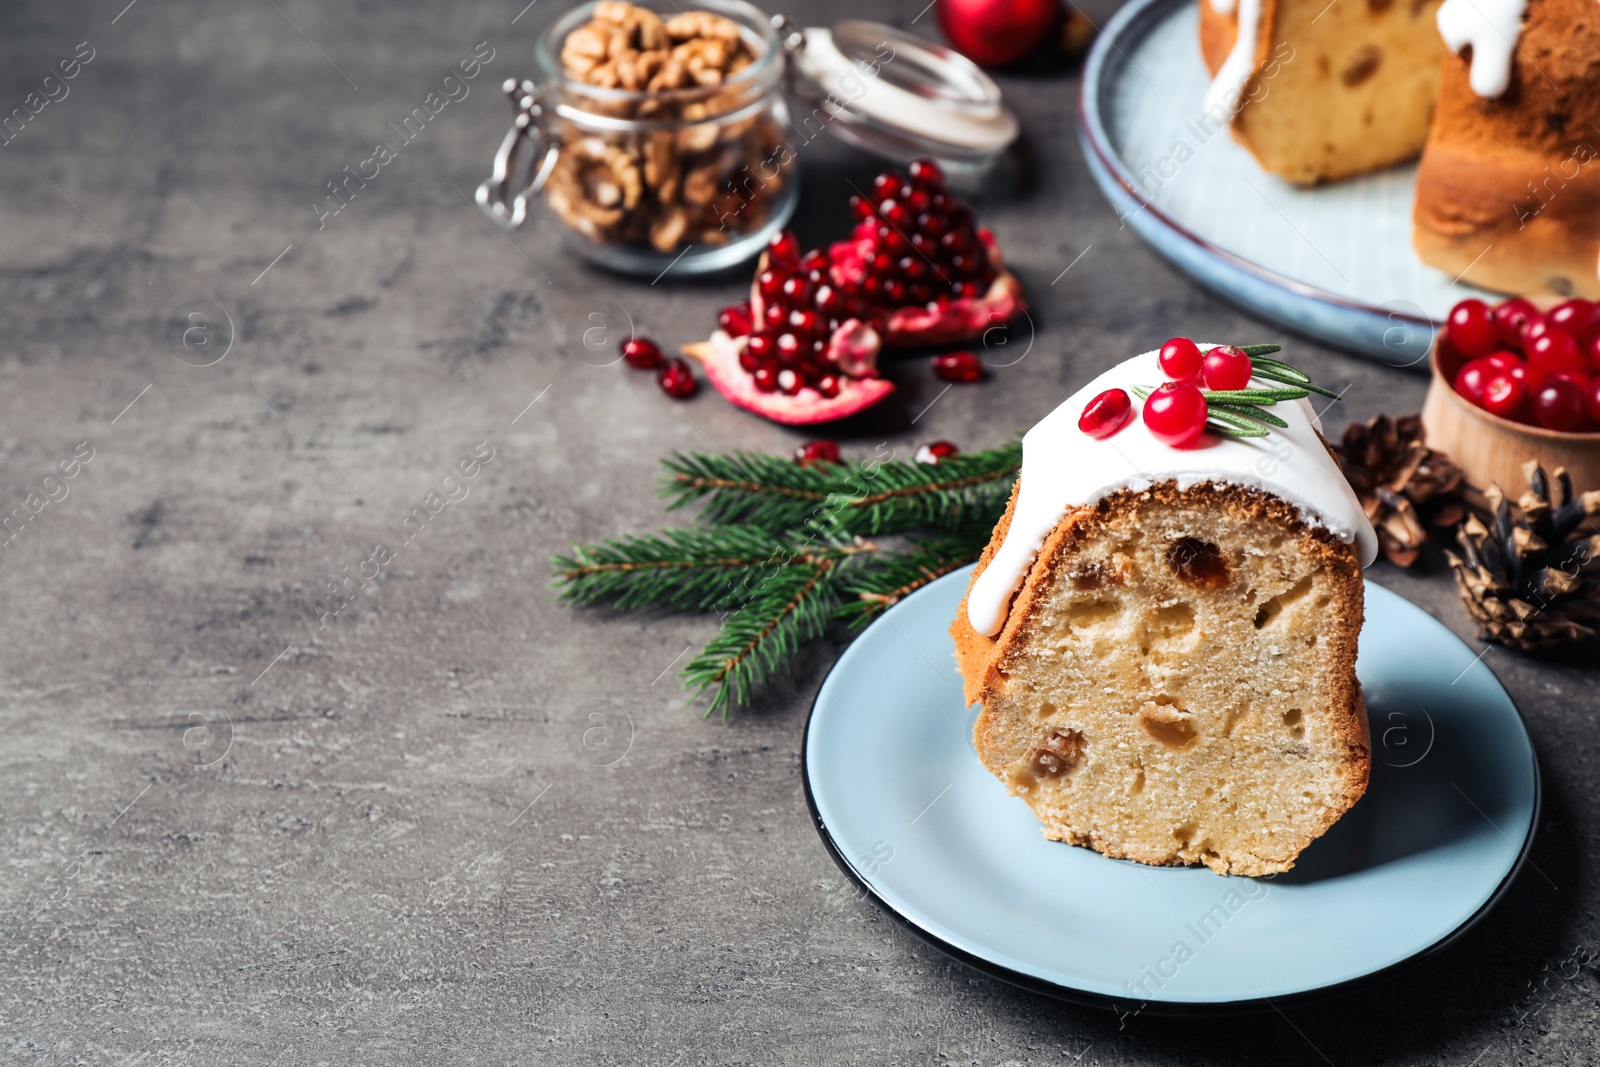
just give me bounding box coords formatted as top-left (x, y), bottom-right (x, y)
top-left (815, 284), bottom-right (843, 317)
top-left (790, 309), bottom-right (822, 336)
top-left (1078, 388), bottom-right (1133, 440)
top-left (1478, 371), bottom-right (1528, 420)
top-left (620, 336), bottom-right (664, 370)
top-left (872, 171), bottom-right (903, 199)
top-left (799, 249), bottom-right (828, 274)
top-left (813, 374), bottom-right (841, 398)
top-left (757, 269), bottom-right (785, 301)
top-left (1158, 337), bottom-right (1203, 381)
top-left (914, 440), bottom-right (960, 464)
top-left (1201, 345), bottom-right (1254, 391)
top-left (908, 159), bottom-right (945, 188)
top-left (718, 302), bottom-right (753, 338)
top-left (884, 280), bottom-right (908, 305)
top-left (656, 357), bottom-right (696, 399)
top-left (1528, 329), bottom-right (1585, 375)
top-left (848, 194), bottom-right (874, 221)
top-left (752, 364), bottom-right (780, 392)
top-left (1454, 358), bottom-right (1499, 404)
top-left (1533, 378), bottom-right (1588, 431)
top-left (767, 229), bottom-right (800, 268)
top-left (1446, 299), bottom-right (1498, 358)
top-left (762, 302), bottom-right (787, 330)
top-left (794, 439), bottom-right (841, 466)
top-left (932, 351), bottom-right (985, 383)
top-left (1142, 381), bottom-right (1210, 447)
top-left (775, 332), bottom-right (802, 361)
top-left (777, 368), bottom-right (801, 395)
top-left (738, 348), bottom-right (761, 373)
top-left (747, 333), bottom-right (774, 360)
top-left (781, 276), bottom-right (814, 305)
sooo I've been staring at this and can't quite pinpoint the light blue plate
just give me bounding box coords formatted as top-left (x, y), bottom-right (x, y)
top-left (803, 566), bottom-right (1538, 1013)
top-left (1077, 0), bottom-right (1499, 369)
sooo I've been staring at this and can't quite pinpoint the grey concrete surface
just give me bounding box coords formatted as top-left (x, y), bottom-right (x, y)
top-left (1, 1), bottom-right (1596, 1064)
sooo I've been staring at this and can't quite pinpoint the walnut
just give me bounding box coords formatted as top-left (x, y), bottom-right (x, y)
top-left (543, 2), bottom-right (786, 253)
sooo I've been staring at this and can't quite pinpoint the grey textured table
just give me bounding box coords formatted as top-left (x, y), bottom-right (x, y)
top-left (3, 2), bottom-right (1596, 1064)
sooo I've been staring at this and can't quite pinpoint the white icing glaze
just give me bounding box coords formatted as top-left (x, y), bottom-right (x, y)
top-left (1437, 0), bottom-right (1529, 98)
top-left (964, 347), bottom-right (1379, 638)
top-left (1203, 0), bottom-right (1264, 120)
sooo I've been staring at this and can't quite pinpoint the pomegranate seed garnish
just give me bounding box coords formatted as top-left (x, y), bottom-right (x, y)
top-left (799, 249), bottom-right (828, 274)
top-left (848, 194), bottom-right (874, 221)
top-left (931, 351), bottom-right (985, 383)
top-left (1158, 337), bottom-right (1203, 381)
top-left (1533, 378), bottom-right (1587, 431)
top-left (777, 368), bottom-right (801, 395)
top-left (718, 302), bottom-right (753, 338)
top-left (620, 336), bottom-right (664, 370)
top-left (762, 302), bottom-right (787, 330)
top-left (794, 439), bottom-right (841, 465)
top-left (656, 357), bottom-right (696, 399)
top-left (1078, 388), bottom-right (1133, 440)
top-left (747, 333), bottom-right (774, 361)
top-left (1446, 299), bottom-right (1498, 358)
top-left (914, 440), bottom-right (960, 464)
top-left (813, 374), bottom-right (842, 398)
top-left (1478, 371), bottom-right (1528, 420)
top-left (751, 364), bottom-right (780, 393)
top-left (738, 348), bottom-right (761, 373)
top-left (872, 171), bottom-right (903, 198)
top-left (1142, 381), bottom-right (1210, 447)
top-left (767, 229), bottom-right (800, 269)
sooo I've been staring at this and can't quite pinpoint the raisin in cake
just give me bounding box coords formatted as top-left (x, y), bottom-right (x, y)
top-left (950, 348), bottom-right (1379, 876)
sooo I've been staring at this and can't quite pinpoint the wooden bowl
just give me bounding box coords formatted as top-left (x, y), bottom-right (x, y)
top-left (1421, 338), bottom-right (1600, 496)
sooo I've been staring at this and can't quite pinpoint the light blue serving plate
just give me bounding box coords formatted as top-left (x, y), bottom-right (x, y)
top-left (803, 566), bottom-right (1538, 1013)
top-left (1077, 0), bottom-right (1499, 369)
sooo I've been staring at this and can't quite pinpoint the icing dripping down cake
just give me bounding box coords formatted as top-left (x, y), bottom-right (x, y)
top-left (950, 348), bottom-right (1379, 876)
top-left (1198, 0), bottom-right (1600, 297)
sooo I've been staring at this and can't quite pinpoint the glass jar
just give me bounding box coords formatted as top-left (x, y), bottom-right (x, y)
top-left (478, 0), bottom-right (797, 277)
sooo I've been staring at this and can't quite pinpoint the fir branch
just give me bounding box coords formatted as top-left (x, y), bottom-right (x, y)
top-left (661, 441), bottom-right (1020, 537)
top-left (836, 526), bottom-right (993, 629)
top-left (552, 526), bottom-right (867, 612)
top-left (681, 560), bottom-right (841, 717)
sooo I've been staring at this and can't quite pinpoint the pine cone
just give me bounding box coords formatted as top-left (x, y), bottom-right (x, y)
top-left (1333, 414), bottom-right (1469, 567)
top-left (1447, 463), bottom-right (1600, 651)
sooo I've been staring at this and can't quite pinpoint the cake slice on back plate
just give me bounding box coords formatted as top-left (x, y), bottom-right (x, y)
top-left (951, 343), bottom-right (1379, 876)
top-left (1198, 0), bottom-right (1445, 184)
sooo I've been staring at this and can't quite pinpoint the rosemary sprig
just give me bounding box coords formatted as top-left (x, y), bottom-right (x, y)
top-left (1135, 348), bottom-right (1337, 439)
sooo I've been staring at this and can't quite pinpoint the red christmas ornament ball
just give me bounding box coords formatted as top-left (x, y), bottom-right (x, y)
top-left (936, 0), bottom-right (1061, 68)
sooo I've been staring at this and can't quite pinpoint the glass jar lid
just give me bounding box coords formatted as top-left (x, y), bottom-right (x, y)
top-left (788, 19), bottom-right (1019, 165)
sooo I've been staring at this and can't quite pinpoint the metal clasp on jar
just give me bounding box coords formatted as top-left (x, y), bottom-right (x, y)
top-left (476, 79), bottom-right (562, 232)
